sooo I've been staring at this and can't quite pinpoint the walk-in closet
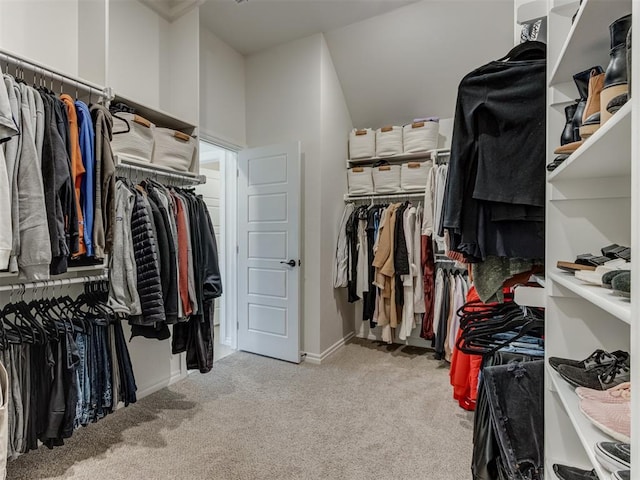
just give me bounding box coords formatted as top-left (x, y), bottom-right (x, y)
top-left (0, 1), bottom-right (635, 479)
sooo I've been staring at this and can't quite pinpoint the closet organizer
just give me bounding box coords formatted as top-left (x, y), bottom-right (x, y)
top-left (0, 47), bottom-right (222, 472)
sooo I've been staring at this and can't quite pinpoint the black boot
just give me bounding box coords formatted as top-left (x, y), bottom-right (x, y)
top-left (607, 26), bottom-right (632, 115)
top-left (602, 14), bottom-right (632, 124)
top-left (561, 103), bottom-right (578, 145)
top-left (554, 66), bottom-right (603, 154)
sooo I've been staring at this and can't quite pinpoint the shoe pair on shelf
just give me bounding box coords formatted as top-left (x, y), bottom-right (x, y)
top-left (550, 349), bottom-right (631, 443)
top-left (557, 244), bottom-right (631, 297)
top-left (553, 464), bottom-right (629, 480)
top-left (551, 14), bottom-right (632, 166)
top-left (595, 441), bottom-right (630, 477)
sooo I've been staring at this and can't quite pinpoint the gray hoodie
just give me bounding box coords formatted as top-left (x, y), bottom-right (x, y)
top-left (2, 76), bottom-right (51, 280)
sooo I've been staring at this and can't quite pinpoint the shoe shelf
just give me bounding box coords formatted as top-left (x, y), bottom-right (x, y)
top-left (548, 365), bottom-right (616, 480)
top-left (549, 0), bottom-right (631, 87)
top-left (549, 271), bottom-right (631, 325)
top-left (548, 101), bottom-right (631, 183)
top-left (517, 0), bottom-right (547, 24)
top-left (550, 0), bottom-right (580, 16)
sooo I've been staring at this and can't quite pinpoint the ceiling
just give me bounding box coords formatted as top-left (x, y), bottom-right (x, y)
top-left (199, 0), bottom-right (418, 55)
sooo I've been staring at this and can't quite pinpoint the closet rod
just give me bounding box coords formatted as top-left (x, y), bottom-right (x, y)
top-left (344, 191), bottom-right (425, 202)
top-left (0, 274), bottom-right (108, 293)
top-left (0, 49), bottom-right (107, 97)
top-left (116, 162), bottom-right (207, 186)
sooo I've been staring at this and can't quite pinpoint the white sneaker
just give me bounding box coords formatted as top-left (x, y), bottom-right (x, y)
top-left (575, 259), bottom-right (630, 285)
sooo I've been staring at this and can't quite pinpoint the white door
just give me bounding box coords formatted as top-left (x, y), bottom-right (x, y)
top-left (237, 142), bottom-right (301, 363)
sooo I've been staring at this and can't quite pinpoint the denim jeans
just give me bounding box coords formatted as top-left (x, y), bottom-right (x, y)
top-left (483, 359), bottom-right (544, 480)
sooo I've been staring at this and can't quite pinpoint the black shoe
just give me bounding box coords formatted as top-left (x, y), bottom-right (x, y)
top-left (595, 442), bottom-right (630, 472)
top-left (602, 270), bottom-right (630, 288)
top-left (553, 464), bottom-right (598, 480)
top-left (549, 349), bottom-right (625, 372)
top-left (557, 355), bottom-right (630, 390)
top-left (547, 155), bottom-right (569, 172)
top-left (613, 471), bottom-right (630, 480)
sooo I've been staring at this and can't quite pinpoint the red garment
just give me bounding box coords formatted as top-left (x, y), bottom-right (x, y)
top-left (420, 235), bottom-right (436, 340)
top-left (172, 193), bottom-right (192, 316)
top-left (449, 285), bottom-right (512, 407)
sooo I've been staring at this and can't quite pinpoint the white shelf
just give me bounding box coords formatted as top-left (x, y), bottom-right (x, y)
top-left (344, 191), bottom-right (425, 202)
top-left (517, 0), bottom-right (547, 24)
top-left (115, 155), bottom-right (206, 185)
top-left (0, 264), bottom-right (107, 279)
top-left (548, 101), bottom-right (631, 182)
top-left (549, 0), bottom-right (631, 86)
top-left (111, 93), bottom-right (197, 134)
top-left (550, 0), bottom-right (580, 15)
top-left (549, 270), bottom-right (631, 325)
top-left (347, 149), bottom-right (449, 166)
top-left (548, 365), bottom-right (614, 480)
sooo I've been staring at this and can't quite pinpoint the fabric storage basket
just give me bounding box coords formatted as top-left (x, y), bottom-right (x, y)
top-left (111, 113), bottom-right (155, 163)
top-left (375, 126), bottom-right (403, 157)
top-left (152, 128), bottom-right (198, 173)
top-left (372, 164), bottom-right (401, 193)
top-left (349, 128), bottom-right (375, 160)
top-left (403, 120), bottom-right (439, 153)
top-left (347, 167), bottom-right (374, 195)
top-left (401, 161), bottom-right (432, 191)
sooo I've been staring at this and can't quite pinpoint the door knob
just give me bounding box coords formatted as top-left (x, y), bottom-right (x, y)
top-left (280, 259), bottom-right (297, 267)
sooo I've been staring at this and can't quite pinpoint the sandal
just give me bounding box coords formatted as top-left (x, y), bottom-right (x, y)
top-left (601, 244), bottom-right (631, 261)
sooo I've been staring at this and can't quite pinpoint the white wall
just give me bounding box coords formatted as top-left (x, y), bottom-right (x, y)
top-left (0, 0), bottom-right (79, 76)
top-left (319, 35), bottom-right (354, 353)
top-left (108, 0), bottom-right (165, 108)
top-left (245, 33), bottom-right (323, 355)
top-left (199, 26), bottom-right (246, 148)
top-left (324, 0), bottom-right (514, 127)
top-left (245, 33), bottom-right (355, 356)
top-left (160, 7), bottom-right (199, 126)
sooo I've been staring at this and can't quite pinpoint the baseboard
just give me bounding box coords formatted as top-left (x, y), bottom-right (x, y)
top-left (135, 370), bottom-right (188, 401)
top-left (304, 332), bottom-right (355, 365)
top-left (357, 333), bottom-right (433, 350)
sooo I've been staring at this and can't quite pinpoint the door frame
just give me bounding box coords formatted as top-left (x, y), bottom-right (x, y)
top-left (200, 135), bottom-right (240, 351)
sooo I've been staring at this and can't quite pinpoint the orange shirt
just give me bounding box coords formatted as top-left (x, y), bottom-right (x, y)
top-left (60, 94), bottom-right (86, 257)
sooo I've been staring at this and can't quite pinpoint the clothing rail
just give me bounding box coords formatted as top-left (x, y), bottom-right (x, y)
top-left (0, 49), bottom-right (108, 99)
top-left (344, 191), bottom-right (425, 202)
top-left (432, 149), bottom-right (450, 164)
top-left (115, 156), bottom-right (206, 186)
top-left (0, 274), bottom-right (107, 293)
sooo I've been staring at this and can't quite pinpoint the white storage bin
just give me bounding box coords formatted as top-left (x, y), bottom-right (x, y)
top-left (401, 161), bottom-right (432, 191)
top-left (347, 167), bottom-right (374, 195)
top-left (375, 126), bottom-right (403, 157)
top-left (111, 113), bottom-right (155, 163)
top-left (152, 128), bottom-right (198, 173)
top-left (403, 120), bottom-right (439, 153)
top-left (372, 164), bottom-right (401, 193)
top-left (348, 128), bottom-right (375, 159)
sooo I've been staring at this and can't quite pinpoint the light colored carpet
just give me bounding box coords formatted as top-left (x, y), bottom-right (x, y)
top-left (6, 339), bottom-right (474, 480)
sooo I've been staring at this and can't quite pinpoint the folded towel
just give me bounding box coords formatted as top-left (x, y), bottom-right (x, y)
top-left (349, 128), bottom-right (375, 159)
top-left (376, 126), bottom-right (403, 157)
top-left (403, 121), bottom-right (438, 153)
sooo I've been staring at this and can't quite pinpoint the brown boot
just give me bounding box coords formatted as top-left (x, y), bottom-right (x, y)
top-left (579, 69), bottom-right (605, 140)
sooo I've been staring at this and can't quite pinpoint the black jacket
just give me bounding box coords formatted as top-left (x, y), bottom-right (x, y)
top-left (130, 187), bottom-right (165, 326)
top-left (145, 183), bottom-right (179, 324)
